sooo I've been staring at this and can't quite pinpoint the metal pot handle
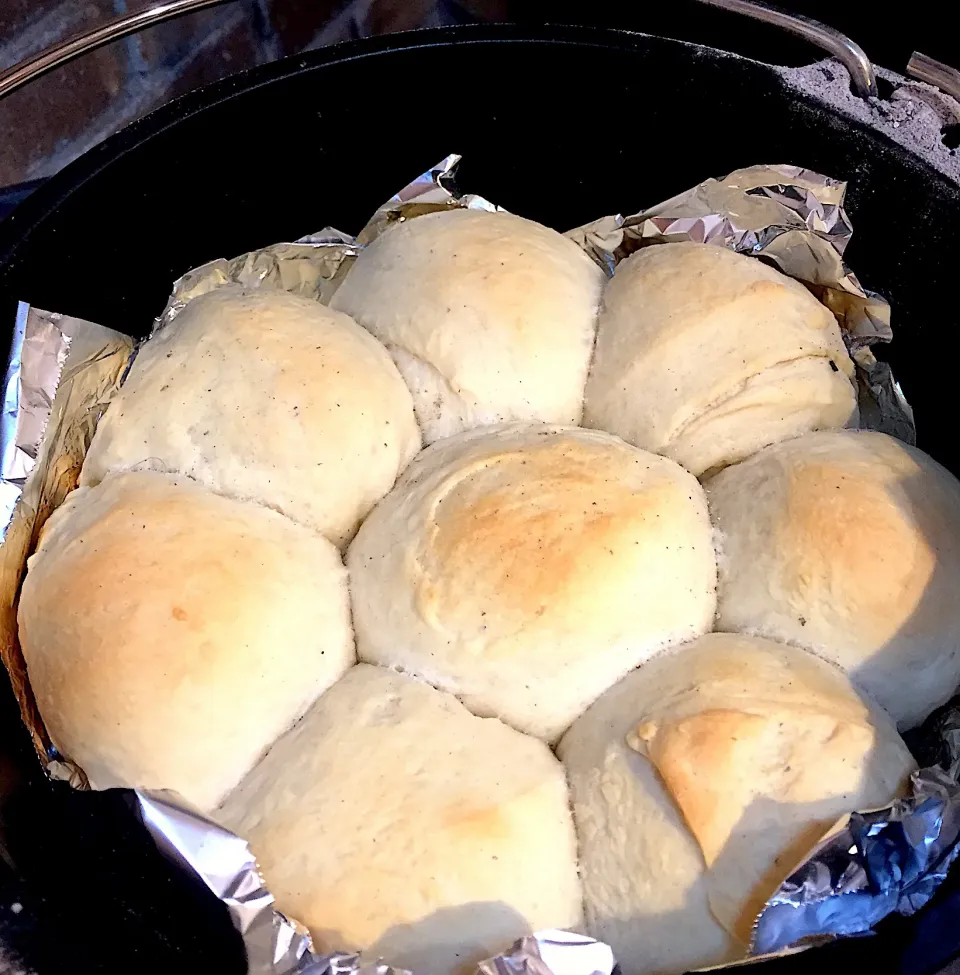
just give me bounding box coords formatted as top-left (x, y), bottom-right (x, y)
top-left (698, 0), bottom-right (877, 97)
top-left (906, 51), bottom-right (960, 104)
top-left (0, 0), bottom-right (236, 101)
top-left (0, 0), bottom-right (957, 105)
top-left (703, 2), bottom-right (959, 104)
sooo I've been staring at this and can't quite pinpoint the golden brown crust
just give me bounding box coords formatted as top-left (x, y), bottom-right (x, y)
top-left (18, 471), bottom-right (355, 810)
top-left (216, 665), bottom-right (582, 974)
top-left (584, 242), bottom-right (857, 475)
top-left (348, 423), bottom-right (717, 741)
top-left (709, 430), bottom-right (960, 728)
top-left (560, 633), bottom-right (915, 969)
top-left (80, 287), bottom-right (420, 547)
top-left (331, 209), bottom-right (603, 444)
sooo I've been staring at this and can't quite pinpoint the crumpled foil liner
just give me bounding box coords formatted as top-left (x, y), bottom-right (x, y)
top-left (475, 931), bottom-right (614, 975)
top-left (1, 305), bottom-right (134, 537)
top-left (157, 229), bottom-right (360, 329)
top-left (566, 163), bottom-right (915, 446)
top-left (156, 154), bottom-right (498, 332)
top-left (156, 157), bottom-right (916, 452)
top-left (134, 790), bottom-right (315, 974)
top-left (750, 707), bottom-right (960, 958)
top-left (1, 304), bottom-right (70, 507)
top-left (0, 304), bottom-right (133, 766)
top-left (132, 793), bottom-right (618, 975)
top-left (0, 158), bottom-right (950, 974)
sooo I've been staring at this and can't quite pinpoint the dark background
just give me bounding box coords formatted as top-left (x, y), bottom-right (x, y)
top-left (539, 0), bottom-right (959, 73)
top-left (0, 0), bottom-right (957, 191)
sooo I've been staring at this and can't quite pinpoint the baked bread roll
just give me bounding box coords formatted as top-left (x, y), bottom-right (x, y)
top-left (708, 429), bottom-right (960, 729)
top-left (330, 209), bottom-right (603, 444)
top-left (583, 242), bottom-right (858, 476)
top-left (347, 423), bottom-right (716, 741)
top-left (216, 664), bottom-right (583, 975)
top-left (558, 632), bottom-right (915, 975)
top-left (17, 472), bottom-right (354, 811)
top-left (80, 286), bottom-right (420, 547)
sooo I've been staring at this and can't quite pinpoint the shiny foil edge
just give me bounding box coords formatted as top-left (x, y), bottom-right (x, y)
top-left (749, 709), bottom-right (960, 957)
top-left (157, 229), bottom-right (361, 330)
top-left (133, 793), bottom-right (617, 975)
top-left (565, 163), bottom-right (914, 445)
top-left (1, 303), bottom-right (72, 537)
top-left (0, 303), bottom-right (134, 770)
top-left (156, 153), bottom-right (498, 329)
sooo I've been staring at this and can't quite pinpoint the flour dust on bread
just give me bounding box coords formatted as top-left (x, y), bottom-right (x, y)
top-left (216, 664), bottom-right (583, 975)
top-left (558, 632), bottom-right (915, 975)
top-left (707, 429), bottom-right (960, 729)
top-left (80, 286), bottom-right (421, 548)
top-left (330, 208), bottom-right (604, 444)
top-left (347, 423), bottom-right (717, 742)
top-left (17, 471), bottom-right (355, 811)
top-left (583, 242), bottom-right (858, 477)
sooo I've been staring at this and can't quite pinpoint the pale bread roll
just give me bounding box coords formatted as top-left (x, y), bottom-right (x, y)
top-left (347, 423), bottom-right (716, 741)
top-left (80, 286), bottom-right (421, 547)
top-left (558, 633), bottom-right (914, 975)
top-left (708, 429), bottom-right (960, 729)
top-left (330, 209), bottom-right (603, 444)
top-left (583, 242), bottom-right (858, 476)
top-left (18, 472), bottom-right (355, 811)
top-left (216, 664), bottom-right (583, 975)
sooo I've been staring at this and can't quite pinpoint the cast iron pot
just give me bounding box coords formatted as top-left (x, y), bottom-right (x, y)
top-left (1, 23), bottom-right (960, 975)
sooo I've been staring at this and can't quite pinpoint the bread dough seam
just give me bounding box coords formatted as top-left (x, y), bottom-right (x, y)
top-left (661, 351), bottom-right (852, 451)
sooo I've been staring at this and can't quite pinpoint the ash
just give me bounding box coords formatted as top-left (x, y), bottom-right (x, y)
top-left (778, 59), bottom-right (960, 183)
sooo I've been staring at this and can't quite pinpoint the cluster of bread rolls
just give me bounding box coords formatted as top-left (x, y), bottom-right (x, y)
top-left (17, 207), bottom-right (960, 975)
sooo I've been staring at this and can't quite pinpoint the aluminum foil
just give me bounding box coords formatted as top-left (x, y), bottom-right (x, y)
top-left (156, 154), bottom-right (497, 332)
top-left (751, 705), bottom-right (960, 956)
top-left (0, 158), bottom-right (950, 974)
top-left (0, 304), bottom-right (135, 538)
top-left (354, 152), bottom-right (498, 245)
top-left (2, 304), bottom-right (72, 535)
top-left (133, 790), bottom-right (616, 975)
top-left (134, 790), bottom-right (316, 974)
top-left (157, 229), bottom-right (359, 330)
top-left (566, 163), bottom-right (915, 446)
top-left (156, 158), bottom-right (913, 453)
top-left (476, 931), bottom-right (614, 975)
top-left (0, 302), bottom-right (133, 770)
